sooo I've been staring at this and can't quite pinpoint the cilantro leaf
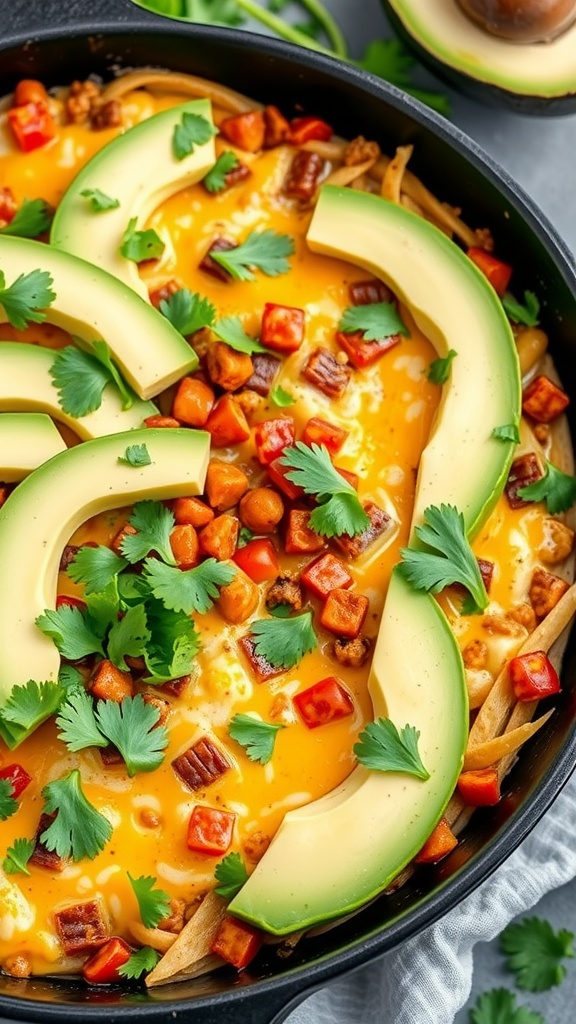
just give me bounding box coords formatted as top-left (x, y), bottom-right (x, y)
top-left (338, 301), bottom-right (408, 341)
top-left (173, 111), bottom-right (217, 161)
top-left (128, 872), bottom-right (171, 928)
top-left (0, 198), bottom-right (53, 238)
top-left (107, 603), bottom-right (151, 671)
top-left (270, 384), bottom-right (296, 408)
top-left (212, 315), bottom-right (266, 354)
top-left (237, 526), bottom-right (254, 548)
top-left (229, 713), bottom-right (284, 765)
top-left (203, 150), bottom-right (239, 193)
top-left (0, 778), bottom-right (18, 821)
top-left (80, 188), bottom-right (120, 213)
top-left (56, 689), bottom-right (108, 751)
top-left (427, 348), bottom-right (457, 385)
top-left (143, 599), bottom-right (201, 683)
top-left (90, 340), bottom-right (133, 410)
top-left (0, 679), bottom-right (66, 746)
top-left (67, 545), bottom-right (128, 595)
top-left (279, 442), bottom-right (370, 538)
top-left (358, 39), bottom-right (451, 115)
top-left (121, 500), bottom-right (177, 566)
top-left (95, 694), bottom-right (168, 776)
top-left (41, 769), bottom-right (113, 861)
top-left (503, 290), bottom-right (540, 327)
top-left (518, 460), bottom-right (576, 515)
top-left (251, 611), bottom-right (317, 669)
top-left (59, 664), bottom-right (85, 695)
top-left (118, 443), bottom-right (152, 467)
top-left (143, 556), bottom-right (236, 614)
top-left (214, 851), bottom-right (249, 898)
top-left (159, 287), bottom-right (215, 337)
top-left (398, 503), bottom-right (488, 614)
top-left (500, 917), bottom-right (575, 992)
top-left (0, 268), bottom-right (55, 329)
top-left (354, 718), bottom-right (429, 779)
top-left (118, 946), bottom-right (160, 980)
top-left (2, 837), bottom-right (35, 875)
top-left (120, 217), bottom-right (165, 263)
top-left (35, 604), bottom-right (105, 660)
top-left (211, 229), bottom-right (295, 281)
top-left (50, 341), bottom-right (133, 417)
top-left (469, 988), bottom-right (544, 1024)
top-left (84, 582), bottom-right (122, 639)
top-left (493, 423), bottom-right (520, 443)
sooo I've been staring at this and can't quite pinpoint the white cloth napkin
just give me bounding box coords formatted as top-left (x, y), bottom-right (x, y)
top-left (288, 771), bottom-right (576, 1024)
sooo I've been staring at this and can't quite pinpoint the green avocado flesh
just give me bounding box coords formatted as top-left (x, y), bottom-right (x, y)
top-left (51, 99), bottom-right (216, 301)
top-left (386, 0), bottom-right (576, 97)
top-left (0, 428), bottom-right (209, 745)
top-left (0, 342), bottom-right (157, 437)
top-left (229, 185), bottom-right (520, 935)
top-left (0, 236), bottom-right (197, 400)
top-left (0, 412), bottom-right (66, 481)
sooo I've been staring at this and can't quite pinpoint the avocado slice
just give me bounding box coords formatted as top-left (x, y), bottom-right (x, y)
top-left (0, 412), bottom-right (66, 481)
top-left (228, 186), bottom-right (520, 935)
top-left (51, 99), bottom-right (216, 301)
top-left (384, 0), bottom-right (576, 107)
top-left (0, 236), bottom-right (198, 400)
top-left (0, 342), bottom-right (157, 438)
top-left (0, 427), bottom-right (209, 734)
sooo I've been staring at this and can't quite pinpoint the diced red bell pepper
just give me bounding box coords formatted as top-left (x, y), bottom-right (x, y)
top-left (211, 915), bottom-right (262, 970)
top-left (187, 805), bottom-right (236, 855)
top-left (0, 763), bottom-right (32, 799)
top-left (302, 417), bottom-right (348, 456)
top-left (508, 650), bottom-right (561, 701)
top-left (56, 594), bottom-right (87, 612)
top-left (522, 375), bottom-right (570, 424)
top-left (267, 452), bottom-right (304, 501)
top-left (301, 552), bottom-right (353, 600)
top-left (144, 414), bottom-right (181, 429)
top-left (293, 677), bottom-right (354, 729)
top-left (414, 818), bottom-right (458, 864)
top-left (263, 104), bottom-right (291, 148)
top-left (254, 417), bottom-right (295, 466)
top-left (220, 110), bottom-right (265, 152)
top-left (336, 329), bottom-right (401, 369)
top-left (8, 101), bottom-right (57, 153)
top-left (284, 509), bottom-right (325, 555)
top-left (467, 247), bottom-right (513, 297)
top-left (260, 303), bottom-right (305, 354)
top-left (289, 115), bottom-right (333, 145)
top-left (82, 936), bottom-right (132, 985)
top-left (457, 768), bottom-right (501, 807)
top-left (234, 538), bottom-right (280, 583)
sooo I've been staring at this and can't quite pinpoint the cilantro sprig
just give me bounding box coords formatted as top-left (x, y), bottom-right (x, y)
top-left (57, 692), bottom-right (168, 777)
top-left (211, 228), bottom-right (295, 281)
top-left (500, 917), bottom-right (575, 992)
top-left (0, 679), bottom-right (66, 747)
top-left (128, 872), bottom-right (171, 928)
top-left (338, 301), bottom-right (408, 341)
top-left (279, 442), bottom-right (370, 538)
top-left (212, 315), bottom-right (266, 354)
top-left (120, 217), bottom-right (165, 263)
top-left (41, 769), bottom-right (113, 861)
top-left (250, 611), bottom-right (317, 669)
top-left (228, 713), bottom-right (284, 765)
top-left (119, 443), bottom-right (152, 467)
top-left (214, 851), bottom-right (249, 898)
top-left (469, 988), bottom-right (544, 1024)
top-left (502, 290), bottom-right (540, 327)
top-left (2, 837), bottom-right (35, 875)
top-left (427, 349), bottom-right (457, 385)
top-left (203, 150), bottom-right (239, 193)
top-left (120, 500), bottom-right (177, 566)
top-left (0, 198), bottom-right (53, 238)
top-left (118, 946), bottom-right (160, 980)
top-left (493, 423), bottom-right (520, 444)
top-left (0, 778), bottom-right (18, 821)
top-left (172, 111), bottom-right (217, 161)
top-left (143, 556), bottom-right (236, 614)
top-left (67, 546), bottom-right (128, 595)
top-left (0, 268), bottom-right (55, 329)
top-left (80, 188), bottom-right (120, 213)
top-left (518, 460), bottom-right (576, 515)
top-left (159, 287), bottom-right (216, 337)
top-left (50, 340), bottom-right (133, 417)
top-left (36, 604), bottom-right (105, 661)
top-left (354, 718), bottom-right (429, 779)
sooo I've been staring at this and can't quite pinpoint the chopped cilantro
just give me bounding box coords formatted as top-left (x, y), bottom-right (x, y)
top-left (493, 423), bottom-right (520, 443)
top-left (56, 689), bottom-right (108, 751)
top-left (80, 188), bottom-right (120, 213)
top-left (159, 287), bottom-right (215, 336)
top-left (143, 556), bottom-right (236, 614)
top-left (0, 778), bottom-right (18, 821)
top-left (0, 679), bottom-right (66, 747)
top-left (427, 349), bottom-right (457, 385)
top-left (120, 217), bottom-right (165, 263)
top-left (2, 837), bottom-right (35, 875)
top-left (500, 917), bottom-right (575, 992)
top-left (518, 460), bottom-right (576, 515)
top-left (107, 603), bottom-right (151, 672)
top-left (0, 198), bottom-right (53, 238)
top-left (338, 301), bottom-right (408, 341)
top-left (502, 290), bottom-right (540, 327)
top-left (228, 713), bottom-right (284, 765)
top-left (270, 384), bottom-right (296, 408)
top-left (237, 526), bottom-right (254, 548)
top-left (469, 988), bottom-right (544, 1024)
top-left (58, 664), bottom-right (85, 695)
top-left (118, 443), bottom-right (152, 467)
top-left (203, 150), bottom-right (239, 193)
top-left (0, 268), bottom-right (55, 329)
top-left (50, 341), bottom-right (133, 417)
top-left (120, 500), bottom-right (177, 566)
top-left (35, 604), bottom-right (105, 661)
top-left (142, 598), bottom-right (201, 684)
top-left (354, 718), bottom-right (429, 779)
top-left (250, 611), bottom-right (317, 669)
top-left (67, 545), bottom-right (128, 595)
top-left (172, 111), bottom-right (217, 161)
top-left (41, 769), bottom-right (113, 861)
top-left (118, 946), bottom-right (160, 980)
top-left (212, 315), bottom-right (266, 354)
top-left (211, 228), bottom-right (295, 281)
top-left (279, 442), bottom-right (370, 538)
top-left (128, 872), bottom-right (171, 928)
top-left (214, 851), bottom-right (249, 898)
top-left (95, 694), bottom-right (168, 776)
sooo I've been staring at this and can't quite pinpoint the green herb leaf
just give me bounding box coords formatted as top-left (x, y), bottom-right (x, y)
top-left (469, 988), bottom-right (544, 1024)
top-left (398, 503), bottom-right (488, 614)
top-left (212, 315), bottom-right (266, 354)
top-left (59, 664), bottom-right (85, 695)
top-left (35, 604), bottom-right (105, 660)
top-left (309, 491), bottom-right (369, 539)
top-left (143, 556), bottom-right (236, 614)
top-left (0, 779), bottom-right (18, 821)
top-left (427, 348), bottom-right (457, 385)
top-left (159, 287), bottom-right (216, 336)
top-left (2, 837), bottom-right (35, 875)
top-left (279, 442), bottom-right (370, 538)
top-left (50, 341), bottom-right (133, 417)
top-left (270, 384), bottom-right (296, 408)
top-left (0, 268), bottom-right (55, 329)
top-left (518, 460), bottom-right (576, 515)
top-left (358, 39), bottom-right (451, 116)
top-left (67, 545), bottom-right (128, 595)
top-left (107, 603), bottom-right (151, 672)
top-left (493, 423), bottom-right (520, 443)
top-left (0, 679), bottom-right (66, 746)
top-left (120, 217), bottom-right (165, 263)
top-left (338, 301), bottom-right (408, 341)
top-left (142, 598), bottom-right (201, 683)
top-left (268, 603), bottom-right (292, 618)
top-left (80, 188), bottom-right (120, 213)
top-left (41, 769), bottom-right (113, 861)
top-left (118, 946), bottom-right (161, 980)
top-left (118, 443), bottom-right (152, 467)
top-left (173, 111), bottom-right (217, 160)
top-left (214, 851), bottom-right (249, 898)
top-left (251, 611), bottom-right (317, 669)
top-left (95, 694), bottom-right (168, 776)
top-left (128, 872), bottom-right (171, 928)
top-left (229, 713), bottom-right (284, 764)
top-left (354, 718), bottom-right (429, 779)
top-left (121, 500), bottom-right (177, 566)
top-left (503, 290), bottom-right (540, 327)
top-left (237, 526), bottom-right (254, 548)
top-left (211, 228), bottom-right (295, 281)
top-left (84, 581), bottom-right (122, 639)
top-left (500, 917), bottom-right (575, 992)
top-left (56, 689), bottom-right (108, 751)
top-left (0, 198), bottom-right (53, 238)
top-left (203, 150), bottom-right (239, 193)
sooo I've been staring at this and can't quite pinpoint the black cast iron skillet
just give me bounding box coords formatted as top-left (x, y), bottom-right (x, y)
top-left (1, 2), bottom-right (576, 1022)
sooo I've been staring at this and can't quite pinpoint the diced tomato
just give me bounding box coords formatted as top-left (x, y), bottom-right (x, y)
top-left (205, 395), bottom-right (251, 448)
top-left (467, 247), bottom-right (513, 297)
top-left (336, 329), bottom-right (401, 369)
top-left (0, 186), bottom-right (16, 225)
top-left (234, 538), bottom-right (280, 583)
top-left (302, 417), bottom-right (348, 456)
top-left (254, 417), bottom-right (295, 466)
top-left (8, 101), bottom-right (57, 152)
top-left (263, 104), bottom-right (291, 148)
top-left (186, 805), bottom-right (236, 855)
top-left (82, 936), bottom-right (132, 985)
top-left (508, 650), bottom-right (561, 701)
top-left (56, 594), bottom-right (87, 612)
top-left (289, 115), bottom-right (333, 145)
top-left (267, 453), bottom-right (304, 501)
top-left (220, 110), bottom-right (265, 152)
top-left (144, 414), bottom-right (181, 429)
top-left (13, 79), bottom-right (51, 107)
top-left (414, 818), bottom-right (458, 864)
top-left (293, 677), bottom-right (354, 729)
top-left (211, 915), bottom-right (263, 970)
top-left (522, 375), bottom-right (570, 424)
top-left (0, 763), bottom-right (32, 799)
top-left (284, 509), bottom-right (325, 555)
top-left (457, 768), bottom-right (501, 807)
top-left (301, 553), bottom-right (353, 600)
top-left (260, 303), bottom-right (305, 354)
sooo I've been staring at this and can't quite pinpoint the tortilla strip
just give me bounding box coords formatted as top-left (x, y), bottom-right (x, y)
top-left (324, 157), bottom-right (377, 187)
top-left (100, 70), bottom-right (258, 113)
top-left (463, 710), bottom-right (554, 771)
top-left (146, 953), bottom-right (224, 987)
top-left (381, 144), bottom-right (413, 204)
top-left (127, 920), bottom-right (176, 954)
top-left (145, 891), bottom-right (227, 987)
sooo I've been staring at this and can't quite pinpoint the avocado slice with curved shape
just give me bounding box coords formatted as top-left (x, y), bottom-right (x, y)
top-left (228, 185), bottom-right (520, 935)
top-left (0, 236), bottom-right (198, 400)
top-left (0, 412), bottom-right (66, 481)
top-left (0, 428), bottom-right (209, 729)
top-left (0, 342), bottom-right (157, 439)
top-left (51, 99), bottom-right (216, 301)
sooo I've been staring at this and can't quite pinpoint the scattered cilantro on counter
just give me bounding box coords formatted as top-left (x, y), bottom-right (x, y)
top-left (120, 500), bottom-right (177, 566)
top-left (128, 872), bottom-right (171, 928)
top-left (211, 228), bottom-right (295, 281)
top-left (159, 287), bottom-right (216, 336)
top-left (502, 290), bottom-right (540, 327)
top-left (2, 837), bottom-right (35, 876)
top-left (67, 546), bottom-right (128, 594)
top-left (120, 217), bottom-right (165, 263)
top-left (354, 718), bottom-right (429, 779)
top-left (279, 441), bottom-right (370, 538)
top-left (229, 713), bottom-right (284, 764)
top-left (0, 198), bottom-right (53, 238)
top-left (80, 188), bottom-right (120, 212)
top-left (172, 111), bottom-right (218, 161)
top-left (270, 384), bottom-right (296, 408)
top-left (214, 851), bottom-right (249, 898)
top-left (493, 423), bottom-right (520, 444)
top-left (203, 150), bottom-right (239, 192)
top-left (0, 779), bottom-right (18, 822)
top-left (518, 460), bottom-right (576, 515)
top-left (500, 917), bottom-right (575, 992)
top-left (0, 268), bottom-right (55, 329)
top-left (212, 315), bottom-right (266, 353)
top-left (41, 769), bottom-right (113, 861)
top-left (427, 348), bottom-right (457, 385)
top-left (50, 340), bottom-right (133, 417)
top-left (469, 988), bottom-right (544, 1024)
top-left (143, 556), bottom-right (236, 614)
top-left (118, 946), bottom-right (161, 980)
top-left (338, 301), bottom-right (408, 341)
top-left (251, 610), bottom-right (317, 669)
top-left (119, 443), bottom-right (152, 467)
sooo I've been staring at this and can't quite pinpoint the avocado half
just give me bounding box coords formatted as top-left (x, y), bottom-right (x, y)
top-left (382, 0), bottom-right (576, 114)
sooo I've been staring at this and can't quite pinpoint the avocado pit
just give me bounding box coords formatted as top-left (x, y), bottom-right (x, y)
top-left (456, 0), bottom-right (576, 42)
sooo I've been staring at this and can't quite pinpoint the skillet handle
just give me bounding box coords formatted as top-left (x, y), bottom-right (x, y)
top-left (6, 0), bottom-right (161, 37)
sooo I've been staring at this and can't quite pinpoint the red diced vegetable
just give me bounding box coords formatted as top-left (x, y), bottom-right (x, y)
top-left (187, 805), bottom-right (236, 855)
top-left (505, 452), bottom-right (545, 509)
top-left (522, 375), bottom-right (570, 423)
top-left (220, 110), bottom-right (265, 152)
top-left (285, 509), bottom-right (325, 554)
top-left (90, 660), bottom-right (135, 703)
top-left (293, 677), bottom-right (354, 729)
top-left (320, 588), bottom-right (369, 638)
top-left (54, 899), bottom-right (110, 956)
top-left (302, 416), bottom-right (348, 455)
top-left (336, 329), bottom-right (401, 369)
top-left (29, 813), bottom-right (67, 872)
top-left (289, 115), bottom-right (333, 145)
top-left (234, 537), bottom-right (280, 583)
top-left (336, 466), bottom-right (359, 490)
top-left (8, 101), bottom-right (57, 152)
top-left (301, 553), bottom-right (353, 599)
top-left (0, 186), bottom-right (16, 225)
top-left (144, 414), bottom-right (181, 429)
top-left (467, 247), bottom-right (513, 297)
top-left (56, 594), bottom-right (87, 612)
top-left (414, 818), bottom-right (458, 864)
top-left (205, 395), bottom-right (251, 448)
top-left (260, 302), bottom-right (305, 354)
top-left (172, 377), bottom-right (215, 427)
top-left (82, 936), bottom-right (132, 985)
top-left (457, 768), bottom-right (501, 807)
top-left (0, 763), bottom-right (31, 799)
top-left (477, 558), bottom-right (494, 593)
top-left (211, 915), bottom-right (263, 969)
top-left (263, 104), bottom-right (291, 148)
top-left (267, 453), bottom-right (304, 500)
top-left (239, 636), bottom-right (285, 682)
top-left (508, 650), bottom-right (561, 701)
top-left (254, 417), bottom-right (295, 465)
top-left (13, 79), bottom-right (51, 107)
top-left (148, 278), bottom-right (181, 309)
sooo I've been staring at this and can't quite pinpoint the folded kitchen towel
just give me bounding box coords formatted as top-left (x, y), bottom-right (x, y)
top-left (289, 771), bottom-right (576, 1024)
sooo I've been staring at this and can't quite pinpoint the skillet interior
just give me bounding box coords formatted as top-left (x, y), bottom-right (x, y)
top-left (0, 3), bottom-right (576, 1021)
